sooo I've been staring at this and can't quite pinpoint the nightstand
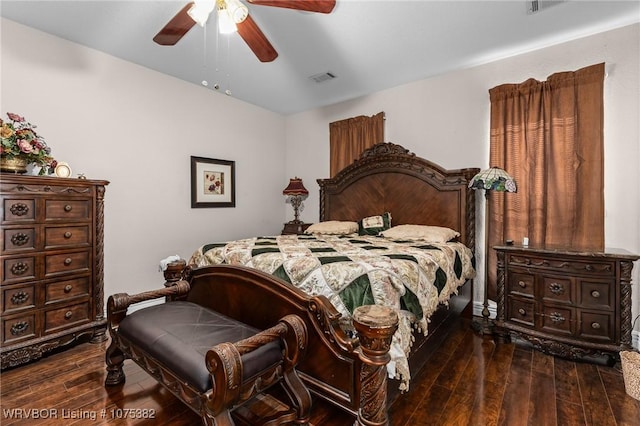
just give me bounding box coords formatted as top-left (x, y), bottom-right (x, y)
top-left (281, 222), bottom-right (312, 235)
top-left (494, 245), bottom-right (639, 364)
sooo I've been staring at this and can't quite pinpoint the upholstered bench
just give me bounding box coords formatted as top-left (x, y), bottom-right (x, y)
top-left (104, 279), bottom-right (311, 425)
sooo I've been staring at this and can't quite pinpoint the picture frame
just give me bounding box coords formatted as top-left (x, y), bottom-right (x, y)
top-left (190, 156), bottom-right (236, 208)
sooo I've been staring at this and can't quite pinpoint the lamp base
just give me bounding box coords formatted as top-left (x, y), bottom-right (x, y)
top-left (471, 317), bottom-right (494, 335)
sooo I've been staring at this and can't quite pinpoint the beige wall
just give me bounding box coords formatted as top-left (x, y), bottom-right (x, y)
top-left (1, 18), bottom-right (287, 298)
top-left (285, 23), bottom-right (640, 339)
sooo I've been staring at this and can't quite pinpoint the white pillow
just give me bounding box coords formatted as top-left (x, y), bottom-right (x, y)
top-left (304, 221), bottom-right (359, 235)
top-left (380, 225), bottom-right (460, 242)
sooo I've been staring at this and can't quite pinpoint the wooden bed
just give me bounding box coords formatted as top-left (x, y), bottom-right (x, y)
top-left (184, 142), bottom-right (479, 422)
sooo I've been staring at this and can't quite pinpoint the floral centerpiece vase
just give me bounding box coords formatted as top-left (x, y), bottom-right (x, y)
top-left (1, 112), bottom-right (56, 175)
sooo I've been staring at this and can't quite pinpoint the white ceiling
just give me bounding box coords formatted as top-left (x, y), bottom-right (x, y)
top-left (2, 1), bottom-right (639, 115)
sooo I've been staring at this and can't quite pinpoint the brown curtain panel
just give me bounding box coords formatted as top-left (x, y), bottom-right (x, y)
top-left (329, 112), bottom-right (385, 176)
top-left (487, 63), bottom-right (605, 301)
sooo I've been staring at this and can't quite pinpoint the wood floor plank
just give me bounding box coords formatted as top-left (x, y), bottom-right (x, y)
top-left (554, 356), bottom-right (583, 406)
top-left (528, 365), bottom-right (557, 426)
top-left (556, 399), bottom-right (587, 426)
top-left (497, 347), bottom-right (532, 426)
top-left (575, 362), bottom-right (616, 426)
top-left (598, 366), bottom-right (640, 426)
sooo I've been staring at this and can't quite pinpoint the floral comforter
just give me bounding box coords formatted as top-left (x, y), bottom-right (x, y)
top-left (189, 233), bottom-right (475, 390)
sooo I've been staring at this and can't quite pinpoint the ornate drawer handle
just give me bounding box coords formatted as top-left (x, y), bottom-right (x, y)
top-left (64, 231), bottom-right (72, 239)
top-left (10, 232), bottom-right (30, 246)
top-left (10, 203), bottom-right (29, 217)
top-left (549, 282), bottom-right (564, 294)
top-left (11, 291), bottom-right (30, 305)
top-left (64, 258), bottom-right (72, 266)
top-left (11, 262), bottom-right (29, 275)
top-left (64, 284), bottom-right (73, 293)
top-left (64, 311), bottom-right (73, 319)
top-left (591, 290), bottom-right (601, 298)
top-left (518, 308), bottom-right (526, 315)
top-left (10, 321), bottom-right (29, 336)
top-left (518, 281), bottom-right (526, 288)
top-left (64, 205), bottom-right (73, 212)
top-left (591, 322), bottom-right (601, 329)
top-left (550, 312), bottom-right (565, 323)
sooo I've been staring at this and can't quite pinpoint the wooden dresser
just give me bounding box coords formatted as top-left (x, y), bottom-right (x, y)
top-left (494, 245), bottom-right (639, 364)
top-left (1, 175), bottom-right (109, 369)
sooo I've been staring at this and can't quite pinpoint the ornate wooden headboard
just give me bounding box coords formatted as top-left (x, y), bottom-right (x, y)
top-left (317, 142), bottom-right (479, 252)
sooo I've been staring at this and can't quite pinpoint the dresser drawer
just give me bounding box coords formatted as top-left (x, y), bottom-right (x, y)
top-left (44, 302), bottom-right (90, 334)
top-left (507, 297), bottom-right (535, 327)
top-left (508, 272), bottom-right (534, 297)
top-left (2, 313), bottom-right (37, 345)
top-left (45, 199), bottom-right (91, 221)
top-left (45, 277), bottom-right (90, 304)
top-left (540, 305), bottom-right (573, 336)
top-left (541, 275), bottom-right (572, 304)
top-left (44, 251), bottom-right (90, 276)
top-left (2, 198), bottom-right (36, 223)
top-left (2, 227), bottom-right (37, 253)
top-left (2, 284), bottom-right (36, 313)
top-left (2, 256), bottom-right (37, 284)
top-left (44, 225), bottom-right (90, 249)
top-left (578, 279), bottom-right (613, 310)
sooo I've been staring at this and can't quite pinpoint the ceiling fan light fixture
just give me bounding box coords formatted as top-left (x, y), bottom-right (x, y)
top-left (188, 0), bottom-right (216, 26)
top-left (217, 4), bottom-right (238, 33)
top-left (226, 0), bottom-right (249, 23)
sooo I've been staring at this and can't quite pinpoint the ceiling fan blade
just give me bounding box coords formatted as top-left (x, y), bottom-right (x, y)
top-left (153, 3), bottom-right (197, 46)
top-left (247, 0), bottom-right (336, 14)
top-left (237, 15), bottom-right (278, 62)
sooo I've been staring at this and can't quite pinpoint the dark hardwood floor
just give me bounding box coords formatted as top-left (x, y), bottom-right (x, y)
top-left (1, 318), bottom-right (638, 425)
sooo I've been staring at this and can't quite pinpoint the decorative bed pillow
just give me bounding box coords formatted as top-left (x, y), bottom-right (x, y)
top-left (304, 221), bottom-right (359, 235)
top-left (358, 212), bottom-right (392, 236)
top-left (380, 225), bottom-right (460, 242)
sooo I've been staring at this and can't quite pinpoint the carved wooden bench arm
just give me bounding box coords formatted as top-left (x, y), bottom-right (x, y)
top-left (106, 280), bottom-right (191, 329)
top-left (204, 314), bottom-right (310, 423)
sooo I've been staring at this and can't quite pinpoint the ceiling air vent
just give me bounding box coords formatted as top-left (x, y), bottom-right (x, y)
top-left (527, 0), bottom-right (565, 14)
top-left (309, 72), bottom-right (336, 83)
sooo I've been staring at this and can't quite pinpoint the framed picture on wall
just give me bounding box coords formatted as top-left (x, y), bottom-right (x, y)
top-left (191, 156), bottom-right (236, 208)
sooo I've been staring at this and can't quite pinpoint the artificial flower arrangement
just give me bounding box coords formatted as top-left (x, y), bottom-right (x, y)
top-left (1, 112), bottom-right (57, 175)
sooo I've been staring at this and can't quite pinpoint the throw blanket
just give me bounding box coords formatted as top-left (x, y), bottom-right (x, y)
top-left (189, 234), bottom-right (475, 390)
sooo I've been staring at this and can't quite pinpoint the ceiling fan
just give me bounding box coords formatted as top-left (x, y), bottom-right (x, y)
top-left (153, 0), bottom-right (336, 63)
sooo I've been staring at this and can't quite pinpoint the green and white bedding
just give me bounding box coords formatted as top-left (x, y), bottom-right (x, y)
top-left (189, 233), bottom-right (475, 390)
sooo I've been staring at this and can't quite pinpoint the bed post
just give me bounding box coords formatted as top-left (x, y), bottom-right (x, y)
top-left (352, 305), bottom-right (399, 426)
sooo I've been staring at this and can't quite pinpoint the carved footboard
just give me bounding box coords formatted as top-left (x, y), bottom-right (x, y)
top-left (166, 262), bottom-right (399, 425)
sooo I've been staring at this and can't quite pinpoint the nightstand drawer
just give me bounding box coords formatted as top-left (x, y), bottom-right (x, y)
top-left (578, 311), bottom-right (613, 343)
top-left (508, 272), bottom-right (534, 297)
top-left (579, 280), bottom-right (613, 310)
top-left (540, 305), bottom-right (573, 336)
top-left (507, 297), bottom-right (535, 327)
top-left (541, 276), bottom-right (572, 304)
